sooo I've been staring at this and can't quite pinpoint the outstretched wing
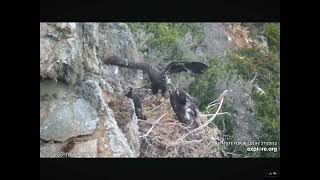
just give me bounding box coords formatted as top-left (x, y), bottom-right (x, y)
top-left (102, 55), bottom-right (151, 72)
top-left (102, 55), bottom-right (129, 66)
top-left (163, 62), bottom-right (208, 75)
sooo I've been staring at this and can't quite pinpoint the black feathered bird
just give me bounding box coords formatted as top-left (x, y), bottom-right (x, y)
top-left (125, 87), bottom-right (146, 120)
top-left (103, 55), bottom-right (208, 96)
top-left (169, 88), bottom-right (199, 127)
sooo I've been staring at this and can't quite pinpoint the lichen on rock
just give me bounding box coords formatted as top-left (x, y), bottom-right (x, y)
top-left (40, 23), bottom-right (142, 157)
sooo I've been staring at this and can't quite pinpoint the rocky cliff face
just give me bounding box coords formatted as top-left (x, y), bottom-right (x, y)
top-left (40, 22), bottom-right (275, 158)
top-left (40, 23), bottom-right (143, 157)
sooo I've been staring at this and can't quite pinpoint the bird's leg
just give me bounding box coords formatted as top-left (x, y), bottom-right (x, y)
top-left (160, 97), bottom-right (164, 103)
top-left (151, 87), bottom-right (162, 103)
top-left (160, 89), bottom-right (166, 102)
top-left (161, 86), bottom-right (166, 96)
top-left (153, 91), bottom-right (162, 102)
top-left (151, 86), bottom-right (158, 95)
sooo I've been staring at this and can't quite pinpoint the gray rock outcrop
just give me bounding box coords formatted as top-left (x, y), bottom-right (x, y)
top-left (40, 23), bottom-right (143, 157)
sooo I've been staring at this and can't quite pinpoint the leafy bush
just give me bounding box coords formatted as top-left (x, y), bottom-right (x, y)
top-left (264, 23), bottom-right (280, 52)
top-left (127, 23), bottom-right (205, 60)
top-left (189, 46), bottom-right (280, 157)
top-left (228, 48), bottom-right (280, 157)
top-left (189, 58), bottom-right (228, 110)
top-left (127, 22), bottom-right (280, 157)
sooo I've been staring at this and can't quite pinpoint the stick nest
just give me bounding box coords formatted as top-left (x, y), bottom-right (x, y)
top-left (137, 90), bottom-right (224, 158)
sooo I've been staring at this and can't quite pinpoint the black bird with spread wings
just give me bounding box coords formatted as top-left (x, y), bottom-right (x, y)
top-left (103, 55), bottom-right (208, 96)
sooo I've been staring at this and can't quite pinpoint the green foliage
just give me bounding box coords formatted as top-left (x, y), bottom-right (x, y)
top-left (126, 23), bottom-right (141, 34)
top-left (229, 47), bottom-right (280, 157)
top-left (212, 105), bottom-right (236, 138)
top-left (190, 46), bottom-right (280, 157)
top-left (228, 48), bottom-right (280, 84)
top-left (144, 23), bottom-right (180, 49)
top-left (264, 23), bottom-right (280, 52)
top-left (189, 58), bottom-right (238, 154)
top-left (252, 80), bottom-right (280, 158)
top-left (189, 58), bottom-right (228, 110)
top-left (127, 22), bottom-right (280, 157)
top-left (127, 23), bottom-right (205, 60)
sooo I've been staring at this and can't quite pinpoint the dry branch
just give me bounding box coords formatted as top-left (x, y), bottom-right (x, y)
top-left (139, 89), bottom-right (231, 157)
top-left (149, 98), bottom-right (170, 112)
top-left (170, 90), bottom-right (232, 146)
top-left (142, 113), bottom-right (168, 138)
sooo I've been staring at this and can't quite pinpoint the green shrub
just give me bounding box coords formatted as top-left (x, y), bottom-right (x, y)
top-left (229, 47), bottom-right (280, 157)
top-left (264, 23), bottom-right (280, 52)
top-left (127, 22), bottom-right (280, 157)
top-left (190, 47), bottom-right (280, 157)
top-left (127, 23), bottom-right (205, 60)
top-left (189, 57), bottom-right (227, 110)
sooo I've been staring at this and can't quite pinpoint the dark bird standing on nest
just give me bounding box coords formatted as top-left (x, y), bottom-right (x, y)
top-left (125, 87), bottom-right (146, 120)
top-left (103, 55), bottom-right (208, 96)
top-left (169, 88), bottom-right (199, 127)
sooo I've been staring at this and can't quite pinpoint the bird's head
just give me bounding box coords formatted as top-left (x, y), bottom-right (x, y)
top-left (124, 87), bottom-right (133, 98)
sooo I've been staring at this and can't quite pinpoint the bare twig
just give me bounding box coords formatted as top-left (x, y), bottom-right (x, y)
top-left (149, 98), bottom-right (170, 112)
top-left (201, 112), bottom-right (231, 116)
top-left (170, 90), bottom-right (232, 146)
top-left (208, 99), bottom-right (220, 107)
top-left (142, 113), bottom-right (168, 138)
top-left (250, 72), bottom-right (258, 84)
top-left (173, 139), bottom-right (203, 146)
top-left (220, 149), bottom-right (249, 158)
top-left (254, 84), bottom-right (265, 95)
